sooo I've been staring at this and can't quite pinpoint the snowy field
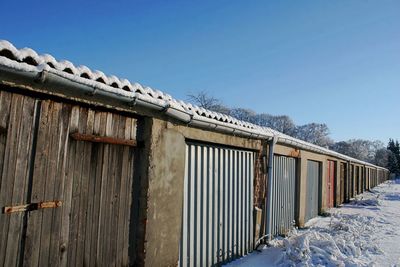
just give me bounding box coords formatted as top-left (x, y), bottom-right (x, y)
top-left (227, 179), bottom-right (400, 267)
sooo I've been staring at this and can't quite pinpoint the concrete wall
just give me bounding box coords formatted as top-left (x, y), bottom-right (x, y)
top-left (141, 119), bottom-right (186, 266)
top-left (140, 119), bottom-right (262, 266)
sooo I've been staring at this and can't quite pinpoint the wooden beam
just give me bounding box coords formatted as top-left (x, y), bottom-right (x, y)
top-left (70, 132), bottom-right (137, 147)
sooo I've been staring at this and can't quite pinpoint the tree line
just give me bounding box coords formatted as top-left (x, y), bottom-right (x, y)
top-left (188, 91), bottom-right (396, 171)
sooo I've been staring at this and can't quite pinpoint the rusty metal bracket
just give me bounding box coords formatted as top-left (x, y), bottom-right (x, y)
top-left (3, 200), bottom-right (62, 214)
top-left (70, 132), bottom-right (137, 147)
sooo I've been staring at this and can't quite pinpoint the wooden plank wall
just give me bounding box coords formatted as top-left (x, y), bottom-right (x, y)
top-left (0, 91), bottom-right (38, 267)
top-left (0, 89), bottom-right (138, 267)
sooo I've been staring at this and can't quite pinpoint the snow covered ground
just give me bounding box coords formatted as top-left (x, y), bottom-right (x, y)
top-left (227, 179), bottom-right (400, 267)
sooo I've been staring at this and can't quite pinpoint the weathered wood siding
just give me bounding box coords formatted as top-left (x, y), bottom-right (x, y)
top-left (0, 90), bottom-right (138, 267)
top-left (0, 91), bottom-right (39, 267)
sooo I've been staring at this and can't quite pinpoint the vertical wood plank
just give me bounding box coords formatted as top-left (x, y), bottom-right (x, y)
top-left (0, 93), bottom-right (36, 267)
top-left (114, 115), bottom-right (126, 266)
top-left (75, 108), bottom-right (94, 266)
top-left (59, 106), bottom-right (79, 267)
top-left (105, 112), bottom-right (118, 266)
top-left (96, 111), bottom-right (110, 265)
top-left (89, 111), bottom-right (105, 267)
top-left (83, 109), bottom-right (96, 267)
top-left (38, 101), bottom-right (61, 267)
top-left (23, 99), bottom-right (52, 267)
top-left (0, 90), bottom-right (13, 267)
top-left (67, 107), bottom-right (88, 267)
top-left (0, 94), bottom-right (22, 267)
top-left (48, 102), bottom-right (71, 267)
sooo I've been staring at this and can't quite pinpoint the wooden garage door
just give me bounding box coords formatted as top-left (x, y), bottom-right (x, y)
top-left (0, 90), bottom-right (138, 267)
top-left (326, 160), bottom-right (335, 208)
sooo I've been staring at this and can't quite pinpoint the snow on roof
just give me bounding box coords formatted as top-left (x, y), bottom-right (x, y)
top-left (0, 40), bottom-right (387, 169)
top-left (0, 40), bottom-right (277, 136)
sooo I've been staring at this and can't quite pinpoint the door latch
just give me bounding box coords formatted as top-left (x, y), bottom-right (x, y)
top-left (3, 201), bottom-right (62, 214)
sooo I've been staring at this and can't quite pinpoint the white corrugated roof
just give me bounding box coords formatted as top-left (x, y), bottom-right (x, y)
top-left (0, 40), bottom-right (387, 169)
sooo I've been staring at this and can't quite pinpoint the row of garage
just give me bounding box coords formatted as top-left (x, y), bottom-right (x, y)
top-left (0, 40), bottom-right (391, 266)
top-left (266, 154), bottom-right (389, 242)
top-left (178, 141), bottom-right (389, 266)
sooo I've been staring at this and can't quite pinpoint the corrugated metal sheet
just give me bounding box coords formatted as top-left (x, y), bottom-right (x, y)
top-left (267, 155), bottom-right (296, 238)
top-left (305, 160), bottom-right (320, 222)
top-left (350, 165), bottom-right (355, 198)
top-left (340, 163), bottom-right (346, 204)
top-left (179, 142), bottom-right (255, 267)
top-left (361, 167), bottom-right (365, 192)
top-left (344, 163), bottom-right (350, 203)
top-left (358, 167), bottom-right (361, 194)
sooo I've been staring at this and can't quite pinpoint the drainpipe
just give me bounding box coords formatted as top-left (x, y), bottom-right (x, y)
top-left (265, 135), bottom-right (278, 241)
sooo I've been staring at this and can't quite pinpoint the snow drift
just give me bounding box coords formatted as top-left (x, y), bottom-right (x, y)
top-left (227, 179), bottom-right (400, 267)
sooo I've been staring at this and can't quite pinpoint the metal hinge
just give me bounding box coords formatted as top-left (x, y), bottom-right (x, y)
top-left (3, 200), bottom-right (62, 214)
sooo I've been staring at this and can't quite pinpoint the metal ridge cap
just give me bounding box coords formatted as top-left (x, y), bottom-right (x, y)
top-left (189, 114), bottom-right (274, 140)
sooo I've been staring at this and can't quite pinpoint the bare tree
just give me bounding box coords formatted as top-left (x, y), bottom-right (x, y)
top-left (374, 148), bottom-right (391, 167)
top-left (268, 115), bottom-right (296, 135)
top-left (229, 108), bottom-right (257, 123)
top-left (187, 91), bottom-right (230, 114)
top-left (330, 139), bottom-right (385, 163)
top-left (294, 123), bottom-right (333, 147)
top-left (250, 114), bottom-right (296, 135)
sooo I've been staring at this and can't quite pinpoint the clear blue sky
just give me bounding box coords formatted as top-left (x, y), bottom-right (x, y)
top-left (1, 1), bottom-right (399, 143)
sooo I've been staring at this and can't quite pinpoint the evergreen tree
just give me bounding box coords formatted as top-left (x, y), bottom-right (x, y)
top-left (387, 139), bottom-right (400, 175)
top-left (395, 140), bottom-right (400, 169)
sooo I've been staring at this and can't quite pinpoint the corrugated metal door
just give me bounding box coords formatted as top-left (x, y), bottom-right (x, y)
top-left (268, 155), bottom-right (296, 238)
top-left (305, 160), bottom-right (320, 222)
top-left (362, 167), bottom-right (366, 192)
top-left (326, 160), bottom-right (335, 208)
top-left (350, 165), bottom-right (354, 198)
top-left (340, 163), bottom-right (345, 204)
top-left (370, 169), bottom-right (374, 188)
top-left (179, 142), bottom-right (254, 267)
top-left (345, 163), bottom-right (351, 203)
top-left (359, 167), bottom-right (362, 193)
top-left (355, 166), bottom-right (359, 195)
